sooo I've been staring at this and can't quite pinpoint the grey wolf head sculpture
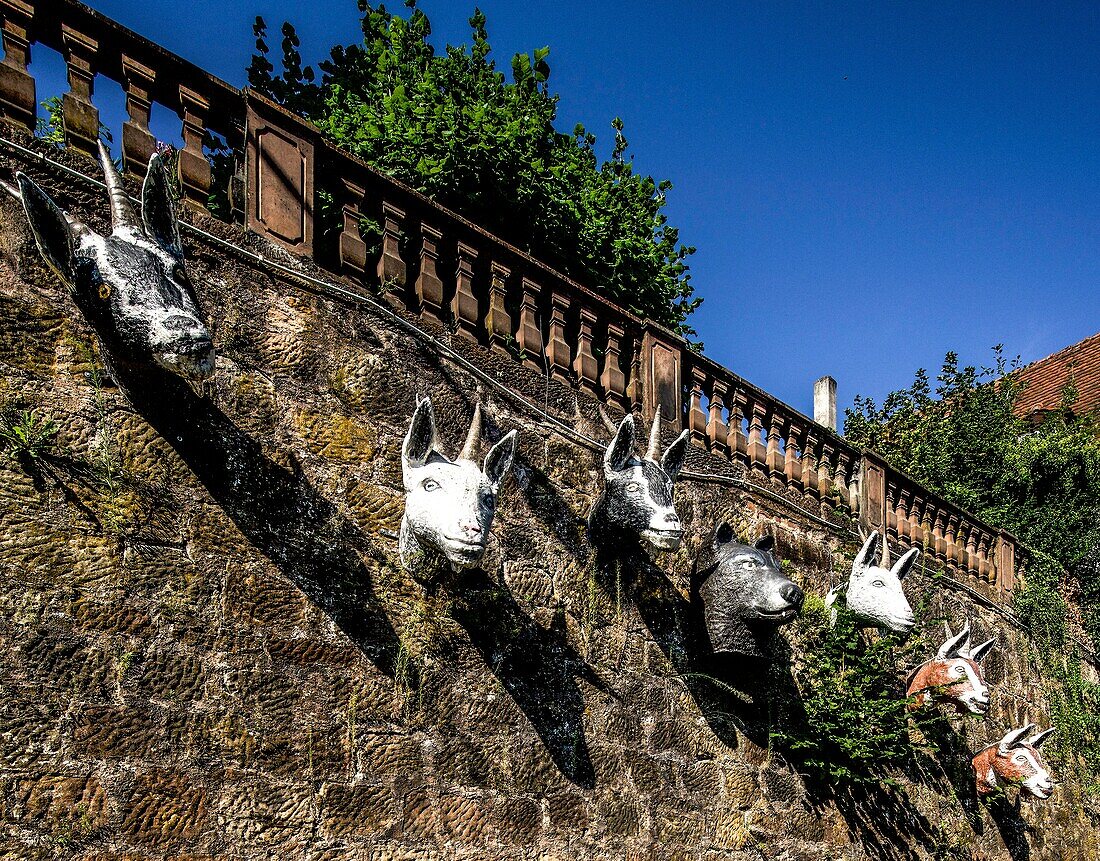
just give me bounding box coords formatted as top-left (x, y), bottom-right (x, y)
top-left (400, 397), bottom-right (517, 576)
top-left (587, 411), bottom-right (689, 553)
top-left (6, 142), bottom-right (214, 384)
top-left (826, 531), bottom-right (917, 635)
top-left (697, 524), bottom-right (804, 658)
top-left (972, 723), bottom-right (1056, 800)
top-left (906, 623), bottom-right (996, 715)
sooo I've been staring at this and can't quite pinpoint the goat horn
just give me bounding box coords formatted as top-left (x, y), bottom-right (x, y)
top-left (598, 404), bottom-right (621, 436)
top-left (881, 536), bottom-right (891, 567)
top-left (460, 403), bottom-right (482, 460)
top-left (98, 140), bottom-right (140, 234)
top-left (646, 409), bottom-right (662, 461)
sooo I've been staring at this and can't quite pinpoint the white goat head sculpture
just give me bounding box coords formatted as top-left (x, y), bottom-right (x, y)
top-left (400, 397), bottom-right (517, 576)
top-left (826, 531), bottom-right (917, 634)
top-left (6, 142), bottom-right (214, 386)
top-left (906, 623), bottom-right (996, 715)
top-left (587, 411), bottom-right (689, 553)
top-left (972, 724), bottom-right (1057, 800)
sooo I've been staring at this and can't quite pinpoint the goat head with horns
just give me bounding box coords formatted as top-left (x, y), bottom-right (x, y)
top-left (972, 723), bottom-right (1056, 800)
top-left (587, 411), bottom-right (689, 553)
top-left (697, 525), bottom-right (805, 658)
top-left (825, 531), bottom-right (917, 634)
top-left (400, 398), bottom-right (517, 575)
top-left (6, 143), bottom-right (214, 386)
top-left (906, 623), bottom-right (996, 715)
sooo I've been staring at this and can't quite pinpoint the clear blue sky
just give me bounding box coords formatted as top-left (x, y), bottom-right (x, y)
top-left (35, 1), bottom-right (1100, 421)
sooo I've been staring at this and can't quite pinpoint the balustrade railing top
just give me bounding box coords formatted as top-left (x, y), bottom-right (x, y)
top-left (0, 0), bottom-right (1020, 594)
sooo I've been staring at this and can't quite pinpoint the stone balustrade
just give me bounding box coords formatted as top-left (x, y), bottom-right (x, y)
top-left (0, 0), bottom-right (1019, 594)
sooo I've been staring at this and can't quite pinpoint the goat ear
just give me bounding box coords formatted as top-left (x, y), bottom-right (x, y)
top-left (754, 534), bottom-right (775, 553)
top-left (939, 623), bottom-right (971, 659)
top-left (403, 397), bottom-right (437, 469)
top-left (605, 415), bottom-right (636, 474)
top-left (999, 723), bottom-right (1036, 754)
top-left (892, 547), bottom-right (920, 581)
top-left (16, 173), bottom-right (76, 283)
top-left (853, 531), bottom-right (880, 571)
top-left (142, 152), bottom-right (183, 258)
top-left (661, 429), bottom-right (689, 480)
top-left (713, 521), bottom-right (736, 550)
top-left (1027, 728), bottom-right (1055, 750)
top-left (484, 429), bottom-right (517, 488)
top-left (970, 636), bottom-right (997, 663)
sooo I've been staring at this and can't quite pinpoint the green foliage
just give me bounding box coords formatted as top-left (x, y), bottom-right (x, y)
top-left (0, 407), bottom-right (57, 460)
top-left (246, 2), bottom-right (700, 339)
top-left (773, 595), bottom-right (924, 785)
top-left (35, 96), bottom-right (113, 148)
top-left (845, 346), bottom-right (1100, 791)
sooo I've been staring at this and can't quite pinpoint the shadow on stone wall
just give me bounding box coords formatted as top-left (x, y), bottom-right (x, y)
top-left (111, 363), bottom-right (408, 682)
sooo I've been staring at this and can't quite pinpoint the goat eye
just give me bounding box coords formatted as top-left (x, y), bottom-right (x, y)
top-left (481, 493), bottom-right (495, 509)
top-left (872, 579), bottom-right (885, 588)
top-left (172, 265), bottom-right (188, 283)
top-left (97, 283), bottom-right (111, 300)
top-left (422, 478), bottom-right (440, 492)
top-left (953, 666), bottom-right (965, 675)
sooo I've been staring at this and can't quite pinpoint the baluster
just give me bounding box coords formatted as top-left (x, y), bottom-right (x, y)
top-left (978, 533), bottom-right (993, 583)
top-left (517, 277), bottom-right (544, 370)
top-left (784, 420), bottom-right (803, 490)
top-left (832, 449), bottom-right (849, 512)
top-left (909, 495), bottom-right (924, 549)
top-left (707, 380), bottom-right (729, 455)
top-left (800, 427), bottom-right (819, 499)
top-left (818, 441), bottom-right (835, 510)
top-left (932, 510), bottom-right (947, 563)
top-left (486, 260), bottom-right (512, 355)
top-left (885, 481), bottom-right (898, 544)
top-left (178, 85), bottom-right (211, 209)
top-left (766, 411), bottom-right (785, 482)
top-left (378, 200), bottom-right (407, 294)
top-left (415, 223), bottom-right (444, 322)
top-left (61, 24), bottom-right (99, 157)
top-left (601, 322), bottom-right (627, 408)
top-left (842, 451), bottom-right (860, 515)
top-left (336, 177), bottom-right (367, 281)
top-left (0, 0), bottom-right (36, 133)
top-left (546, 291), bottom-right (572, 382)
top-left (687, 366), bottom-right (708, 444)
top-left (726, 390), bottom-right (749, 467)
top-left (573, 306), bottom-right (599, 396)
top-left (452, 241), bottom-right (479, 340)
top-left (895, 489), bottom-right (910, 544)
top-left (945, 515), bottom-right (959, 570)
top-left (964, 525), bottom-right (979, 579)
top-left (747, 402), bottom-right (768, 475)
top-left (920, 501), bottom-right (934, 550)
top-left (121, 55), bottom-right (156, 175)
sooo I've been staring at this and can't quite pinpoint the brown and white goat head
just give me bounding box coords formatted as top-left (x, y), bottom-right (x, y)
top-left (400, 398), bottom-right (517, 576)
top-left (907, 623), bottom-right (996, 715)
top-left (973, 724), bottom-right (1056, 800)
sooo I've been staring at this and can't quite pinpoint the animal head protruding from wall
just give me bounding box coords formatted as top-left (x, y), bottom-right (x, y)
top-left (907, 623), bottom-right (996, 715)
top-left (587, 411), bottom-right (689, 554)
top-left (697, 524), bottom-right (805, 659)
top-left (826, 531), bottom-right (917, 634)
top-left (972, 723), bottom-right (1056, 800)
top-left (400, 397), bottom-right (517, 576)
top-left (7, 143), bottom-right (214, 385)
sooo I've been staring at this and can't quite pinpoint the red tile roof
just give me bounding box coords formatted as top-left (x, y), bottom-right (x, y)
top-left (1012, 331), bottom-right (1100, 418)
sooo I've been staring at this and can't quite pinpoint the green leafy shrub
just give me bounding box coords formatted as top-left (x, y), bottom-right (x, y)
top-left (246, 2), bottom-right (700, 340)
top-left (0, 408), bottom-right (57, 461)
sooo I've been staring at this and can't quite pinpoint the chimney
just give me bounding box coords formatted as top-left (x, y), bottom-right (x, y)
top-left (814, 376), bottom-right (837, 432)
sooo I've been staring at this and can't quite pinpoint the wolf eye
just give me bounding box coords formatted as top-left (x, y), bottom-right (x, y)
top-left (172, 264), bottom-right (189, 283)
top-left (98, 283), bottom-right (111, 300)
top-left (626, 482), bottom-right (641, 492)
top-left (422, 478), bottom-right (440, 492)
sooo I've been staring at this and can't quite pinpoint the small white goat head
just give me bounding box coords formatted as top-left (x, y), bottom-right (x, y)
top-left (587, 410), bottom-right (689, 552)
top-left (399, 397), bottom-right (517, 575)
top-left (7, 142), bottom-right (214, 383)
top-left (973, 723), bottom-right (1057, 800)
top-left (906, 623), bottom-right (996, 715)
top-left (826, 531), bottom-right (917, 634)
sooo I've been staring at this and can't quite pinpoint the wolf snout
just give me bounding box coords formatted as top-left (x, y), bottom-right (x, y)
top-left (780, 582), bottom-right (804, 608)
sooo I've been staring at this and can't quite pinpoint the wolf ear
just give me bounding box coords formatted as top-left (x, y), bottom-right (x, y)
top-left (754, 534), bottom-right (775, 553)
top-left (713, 521), bottom-right (736, 550)
top-left (17, 173), bottom-right (76, 283)
top-left (605, 415), bottom-right (636, 474)
top-left (142, 153), bottom-right (183, 258)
